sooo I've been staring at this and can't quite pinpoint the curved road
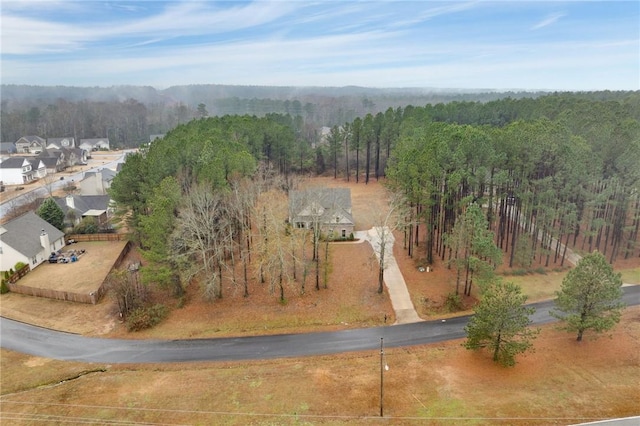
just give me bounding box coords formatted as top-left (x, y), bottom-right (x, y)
top-left (2, 286), bottom-right (638, 363)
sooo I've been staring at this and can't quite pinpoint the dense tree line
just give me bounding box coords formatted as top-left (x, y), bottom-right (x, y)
top-left (109, 92), bottom-right (638, 305)
top-left (110, 114), bottom-right (333, 302)
top-left (382, 93), bottom-right (640, 287)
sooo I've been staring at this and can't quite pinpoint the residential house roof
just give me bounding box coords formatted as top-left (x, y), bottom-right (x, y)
top-left (289, 188), bottom-right (353, 225)
top-left (28, 158), bottom-right (45, 170)
top-left (0, 142), bottom-right (16, 154)
top-left (37, 148), bottom-right (64, 160)
top-left (0, 211), bottom-right (65, 258)
top-left (53, 194), bottom-right (112, 217)
top-left (17, 135), bottom-right (46, 144)
top-left (0, 157), bottom-right (30, 169)
top-left (46, 137), bottom-right (75, 149)
top-left (83, 168), bottom-right (117, 183)
top-left (39, 157), bottom-right (61, 169)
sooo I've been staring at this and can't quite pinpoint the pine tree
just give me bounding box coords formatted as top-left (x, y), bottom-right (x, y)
top-left (464, 280), bottom-right (539, 366)
top-left (36, 197), bottom-right (65, 231)
top-left (551, 251), bottom-right (624, 341)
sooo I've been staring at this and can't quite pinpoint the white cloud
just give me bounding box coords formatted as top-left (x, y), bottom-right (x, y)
top-left (531, 12), bottom-right (566, 30)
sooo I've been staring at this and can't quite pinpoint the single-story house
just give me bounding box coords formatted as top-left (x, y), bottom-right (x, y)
top-left (80, 168), bottom-right (117, 195)
top-left (79, 138), bottom-right (110, 153)
top-left (53, 194), bottom-right (113, 227)
top-left (0, 157), bottom-right (46, 185)
top-left (289, 188), bottom-right (354, 239)
top-left (0, 211), bottom-right (66, 272)
top-left (0, 142), bottom-right (17, 155)
top-left (15, 136), bottom-right (46, 154)
top-left (46, 137), bottom-right (75, 150)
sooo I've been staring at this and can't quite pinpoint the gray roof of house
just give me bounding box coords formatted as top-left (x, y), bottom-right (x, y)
top-left (17, 135), bottom-right (45, 144)
top-left (53, 195), bottom-right (111, 216)
top-left (39, 157), bottom-right (60, 168)
top-left (0, 157), bottom-right (29, 169)
top-left (0, 211), bottom-right (65, 258)
top-left (289, 188), bottom-right (353, 224)
top-left (83, 168), bottom-right (117, 183)
top-left (37, 149), bottom-right (63, 159)
top-left (0, 142), bottom-right (16, 153)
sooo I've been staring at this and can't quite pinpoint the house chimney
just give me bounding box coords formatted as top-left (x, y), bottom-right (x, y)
top-left (66, 195), bottom-right (75, 209)
top-left (40, 229), bottom-right (51, 253)
top-left (96, 170), bottom-right (103, 194)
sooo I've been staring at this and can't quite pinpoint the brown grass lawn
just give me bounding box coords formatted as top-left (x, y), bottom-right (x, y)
top-left (1, 175), bottom-right (640, 424)
top-left (1, 307), bottom-right (639, 425)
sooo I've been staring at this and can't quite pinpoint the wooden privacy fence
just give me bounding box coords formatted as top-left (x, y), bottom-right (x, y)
top-left (6, 282), bottom-right (103, 304)
top-left (66, 233), bottom-right (126, 242)
top-left (5, 264), bottom-right (31, 284)
top-left (7, 241), bottom-right (132, 305)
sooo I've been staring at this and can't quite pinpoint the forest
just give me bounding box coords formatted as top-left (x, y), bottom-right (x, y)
top-left (1, 83), bottom-right (554, 148)
top-left (106, 91), bottom-right (640, 312)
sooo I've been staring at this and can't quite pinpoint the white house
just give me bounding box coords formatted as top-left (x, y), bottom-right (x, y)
top-left (0, 211), bottom-right (66, 272)
top-left (46, 137), bottom-right (75, 150)
top-left (79, 138), bottom-right (110, 152)
top-left (0, 157), bottom-right (46, 185)
top-left (15, 136), bottom-right (46, 154)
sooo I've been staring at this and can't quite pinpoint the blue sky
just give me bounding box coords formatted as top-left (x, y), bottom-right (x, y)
top-left (1, 0), bottom-right (638, 90)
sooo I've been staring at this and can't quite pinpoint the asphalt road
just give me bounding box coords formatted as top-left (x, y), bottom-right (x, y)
top-left (1, 286), bottom-right (638, 364)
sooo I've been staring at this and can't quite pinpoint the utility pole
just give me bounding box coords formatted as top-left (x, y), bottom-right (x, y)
top-left (380, 337), bottom-right (384, 417)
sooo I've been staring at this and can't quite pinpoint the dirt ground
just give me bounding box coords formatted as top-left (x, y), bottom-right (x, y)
top-left (1, 175), bottom-right (639, 424)
top-left (14, 241), bottom-right (128, 293)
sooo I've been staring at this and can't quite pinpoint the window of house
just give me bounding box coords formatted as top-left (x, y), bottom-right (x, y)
top-left (32, 257), bottom-right (37, 265)
top-left (342, 229), bottom-right (346, 238)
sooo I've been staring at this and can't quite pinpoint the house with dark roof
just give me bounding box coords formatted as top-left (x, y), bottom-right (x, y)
top-left (37, 149), bottom-right (66, 173)
top-left (289, 188), bottom-right (354, 239)
top-left (80, 168), bottom-right (117, 195)
top-left (0, 211), bottom-right (66, 272)
top-left (53, 194), bottom-right (113, 227)
top-left (0, 157), bottom-right (46, 185)
top-left (15, 136), bottom-right (46, 154)
top-left (0, 142), bottom-right (17, 155)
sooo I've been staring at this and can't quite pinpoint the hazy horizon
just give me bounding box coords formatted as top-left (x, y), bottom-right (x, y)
top-left (2, 1), bottom-right (639, 91)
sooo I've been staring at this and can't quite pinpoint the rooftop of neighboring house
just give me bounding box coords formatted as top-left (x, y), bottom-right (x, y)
top-left (83, 168), bottom-right (117, 182)
top-left (289, 188), bottom-right (353, 225)
top-left (46, 137), bottom-right (75, 148)
top-left (0, 157), bottom-right (30, 168)
top-left (0, 211), bottom-right (65, 258)
top-left (53, 194), bottom-right (112, 216)
top-left (17, 135), bottom-right (46, 144)
top-left (0, 142), bottom-right (16, 154)
top-left (39, 157), bottom-right (60, 168)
